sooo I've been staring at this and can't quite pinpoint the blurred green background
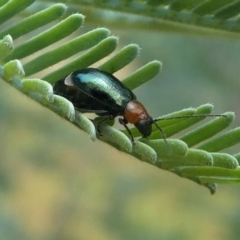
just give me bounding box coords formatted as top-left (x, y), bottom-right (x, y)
top-left (1, 4), bottom-right (240, 240)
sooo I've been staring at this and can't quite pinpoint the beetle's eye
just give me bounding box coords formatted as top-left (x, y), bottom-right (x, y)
top-left (147, 117), bottom-right (153, 124)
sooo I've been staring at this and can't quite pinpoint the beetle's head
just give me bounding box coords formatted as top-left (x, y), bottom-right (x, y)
top-left (134, 117), bottom-right (153, 138)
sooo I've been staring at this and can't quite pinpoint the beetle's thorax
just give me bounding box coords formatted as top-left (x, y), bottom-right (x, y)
top-left (124, 100), bottom-right (150, 124)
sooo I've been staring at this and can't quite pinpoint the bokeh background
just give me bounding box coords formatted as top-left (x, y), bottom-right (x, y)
top-left (1, 3), bottom-right (240, 240)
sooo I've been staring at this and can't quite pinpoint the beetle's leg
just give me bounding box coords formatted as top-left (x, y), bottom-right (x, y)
top-left (119, 118), bottom-right (134, 142)
top-left (75, 108), bottom-right (108, 114)
top-left (97, 116), bottom-right (114, 136)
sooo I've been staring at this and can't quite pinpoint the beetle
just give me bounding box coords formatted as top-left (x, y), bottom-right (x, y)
top-left (53, 68), bottom-right (226, 142)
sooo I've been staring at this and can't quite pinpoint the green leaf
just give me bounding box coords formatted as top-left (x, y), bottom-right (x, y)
top-left (0, 0), bottom-right (34, 24)
top-left (99, 44), bottom-right (140, 74)
top-left (44, 36), bottom-right (119, 84)
top-left (198, 127), bottom-right (240, 152)
top-left (22, 78), bottom-right (54, 102)
top-left (98, 124), bottom-right (133, 153)
top-left (141, 138), bottom-right (188, 159)
top-left (4, 13), bottom-right (84, 61)
top-left (75, 112), bottom-right (97, 141)
top-left (0, 35), bottom-right (14, 60)
top-left (122, 60), bottom-right (162, 90)
top-left (46, 0), bottom-right (240, 37)
top-left (0, 3), bottom-right (67, 39)
top-left (3, 60), bottom-right (25, 81)
top-left (131, 141), bottom-right (157, 164)
top-left (23, 28), bottom-right (110, 76)
top-left (181, 112), bottom-right (234, 147)
top-left (158, 149), bottom-right (214, 170)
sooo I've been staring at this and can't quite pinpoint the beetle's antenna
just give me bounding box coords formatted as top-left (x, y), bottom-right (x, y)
top-left (151, 114), bottom-right (227, 153)
top-left (153, 114), bottom-right (227, 122)
top-left (152, 121), bottom-right (170, 152)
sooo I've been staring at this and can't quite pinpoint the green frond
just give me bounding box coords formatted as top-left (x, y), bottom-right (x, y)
top-left (0, 0), bottom-right (240, 195)
top-left (39, 0), bottom-right (240, 38)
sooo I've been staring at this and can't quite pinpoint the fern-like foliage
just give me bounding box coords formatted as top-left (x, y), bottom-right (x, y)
top-left (0, 0), bottom-right (240, 194)
top-left (39, 0), bottom-right (240, 37)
